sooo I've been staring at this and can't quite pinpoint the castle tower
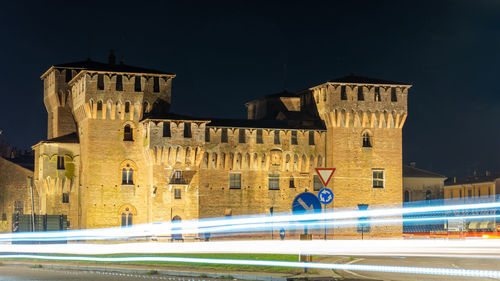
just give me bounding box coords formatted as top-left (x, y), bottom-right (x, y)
top-left (64, 57), bottom-right (175, 228)
top-left (300, 75), bottom-right (410, 236)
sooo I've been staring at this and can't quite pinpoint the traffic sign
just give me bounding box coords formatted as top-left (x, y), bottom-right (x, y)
top-left (292, 192), bottom-right (322, 214)
top-left (315, 168), bottom-right (336, 187)
top-left (318, 188), bottom-right (334, 204)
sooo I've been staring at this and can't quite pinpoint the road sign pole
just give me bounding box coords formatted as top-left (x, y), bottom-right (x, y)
top-left (324, 204), bottom-right (327, 240)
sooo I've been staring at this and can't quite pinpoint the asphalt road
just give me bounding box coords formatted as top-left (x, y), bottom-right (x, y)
top-left (336, 256), bottom-right (500, 281)
top-left (0, 266), bottom-right (226, 281)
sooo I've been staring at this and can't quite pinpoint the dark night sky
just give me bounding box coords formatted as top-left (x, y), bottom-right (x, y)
top-left (0, 0), bottom-right (498, 178)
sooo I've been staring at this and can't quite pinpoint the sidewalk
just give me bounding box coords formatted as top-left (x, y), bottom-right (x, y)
top-left (0, 258), bottom-right (345, 281)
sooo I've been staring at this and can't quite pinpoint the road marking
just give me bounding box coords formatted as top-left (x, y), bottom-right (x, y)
top-left (341, 258), bottom-right (379, 280)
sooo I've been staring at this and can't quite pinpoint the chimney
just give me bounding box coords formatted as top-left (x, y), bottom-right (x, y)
top-left (409, 162), bottom-right (416, 167)
top-left (108, 49), bottom-right (116, 65)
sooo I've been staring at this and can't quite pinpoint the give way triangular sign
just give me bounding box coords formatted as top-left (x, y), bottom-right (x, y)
top-left (315, 168), bottom-right (336, 187)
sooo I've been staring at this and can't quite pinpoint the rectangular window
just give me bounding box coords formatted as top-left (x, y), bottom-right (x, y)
top-left (289, 176), bottom-right (295, 188)
top-left (309, 131), bottom-right (315, 145)
top-left (221, 128), bottom-right (228, 143)
top-left (116, 75), bottom-right (123, 91)
top-left (174, 188), bottom-right (181, 199)
top-left (57, 156), bottom-right (65, 170)
top-left (153, 77), bottom-right (160, 92)
top-left (173, 170), bottom-right (182, 184)
top-left (229, 173), bottom-right (241, 189)
top-left (291, 131), bottom-right (298, 145)
top-left (256, 129), bottom-right (263, 144)
top-left (62, 193), bottom-right (69, 204)
top-left (205, 127), bottom-right (210, 142)
top-left (134, 76), bottom-right (141, 92)
top-left (184, 122), bottom-right (192, 138)
top-left (269, 174), bottom-right (280, 190)
top-left (357, 204), bottom-right (370, 233)
top-left (274, 131), bottom-right (280, 144)
top-left (340, 85), bottom-right (347, 100)
top-left (313, 175), bottom-right (323, 191)
top-left (97, 74), bottom-right (104, 90)
top-left (391, 88), bottom-right (398, 102)
top-left (65, 69), bottom-right (72, 82)
top-left (163, 122), bottom-right (171, 137)
top-left (238, 129), bottom-right (246, 143)
top-left (357, 86), bottom-right (364, 101)
top-left (372, 169), bottom-right (384, 188)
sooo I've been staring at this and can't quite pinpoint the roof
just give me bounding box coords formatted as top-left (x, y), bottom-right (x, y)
top-left (43, 132), bottom-right (79, 144)
top-left (403, 165), bottom-right (447, 178)
top-left (48, 59), bottom-right (174, 76)
top-left (245, 89), bottom-right (298, 105)
top-left (143, 112), bottom-right (326, 130)
top-left (445, 173), bottom-right (500, 186)
top-left (328, 74), bottom-right (411, 86)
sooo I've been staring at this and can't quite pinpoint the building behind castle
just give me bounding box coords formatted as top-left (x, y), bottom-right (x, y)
top-left (24, 54), bottom-right (410, 237)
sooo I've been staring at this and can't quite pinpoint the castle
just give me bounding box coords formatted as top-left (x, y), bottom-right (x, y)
top-left (30, 53), bottom-right (410, 237)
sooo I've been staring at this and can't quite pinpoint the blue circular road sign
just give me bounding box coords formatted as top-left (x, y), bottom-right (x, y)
top-left (318, 188), bottom-right (334, 204)
top-left (292, 192), bottom-right (322, 214)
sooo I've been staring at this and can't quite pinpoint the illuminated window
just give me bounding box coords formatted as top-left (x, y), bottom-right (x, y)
top-left (62, 193), bottom-right (69, 204)
top-left (116, 75), bottom-right (123, 91)
top-left (340, 85), bottom-right (347, 100)
top-left (174, 188), bottom-right (181, 199)
top-left (121, 164), bottom-right (134, 185)
top-left (134, 76), bottom-right (141, 92)
top-left (239, 129), bottom-right (246, 143)
top-left (123, 125), bottom-right (133, 141)
top-left (229, 173), bottom-right (241, 189)
top-left (362, 132), bottom-right (372, 148)
top-left (374, 88), bottom-right (381, 102)
top-left (256, 129), bottom-right (263, 144)
top-left (357, 86), bottom-right (364, 101)
top-left (56, 156), bottom-right (65, 170)
top-left (153, 77), bottom-right (160, 92)
top-left (269, 174), bottom-right (279, 190)
top-left (291, 131), bottom-right (298, 145)
top-left (163, 122), bottom-right (171, 137)
top-left (221, 128), bottom-right (228, 143)
top-left (313, 175), bottom-right (322, 191)
top-left (372, 169), bottom-right (384, 188)
top-left (97, 74), bottom-right (104, 90)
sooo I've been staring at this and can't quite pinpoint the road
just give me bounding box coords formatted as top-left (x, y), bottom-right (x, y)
top-left (0, 265), bottom-right (226, 281)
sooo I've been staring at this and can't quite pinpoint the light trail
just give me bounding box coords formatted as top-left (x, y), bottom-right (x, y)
top-left (2, 212), bottom-right (499, 242)
top-left (1, 200), bottom-right (498, 242)
top-left (2, 240), bottom-right (500, 258)
top-left (1, 254), bottom-right (500, 278)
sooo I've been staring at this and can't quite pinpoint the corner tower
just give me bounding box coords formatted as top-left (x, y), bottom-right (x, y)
top-left (300, 74), bottom-right (410, 236)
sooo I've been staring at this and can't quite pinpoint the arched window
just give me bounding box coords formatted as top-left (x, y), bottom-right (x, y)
top-left (120, 206), bottom-right (134, 227)
top-left (124, 125), bottom-right (133, 141)
top-left (426, 190), bottom-right (432, 201)
top-left (404, 190), bottom-right (410, 202)
top-left (122, 164), bottom-right (134, 185)
top-left (124, 101), bottom-right (130, 113)
top-left (362, 132), bottom-right (372, 148)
